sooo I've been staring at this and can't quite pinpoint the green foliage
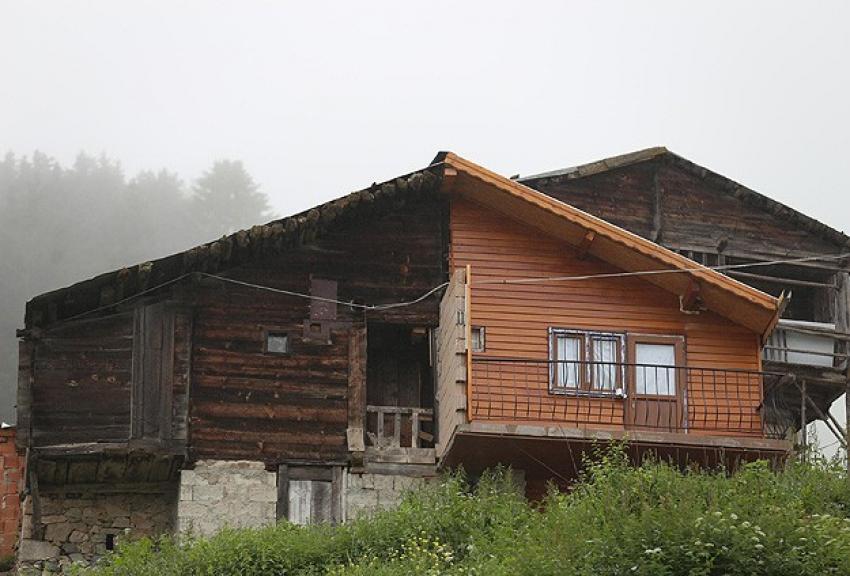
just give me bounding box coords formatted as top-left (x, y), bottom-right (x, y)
top-left (0, 553), bottom-right (14, 571)
top-left (80, 452), bottom-right (850, 576)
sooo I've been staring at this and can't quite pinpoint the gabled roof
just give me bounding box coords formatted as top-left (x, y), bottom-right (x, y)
top-left (26, 167), bottom-right (443, 328)
top-left (441, 152), bottom-right (781, 338)
top-left (517, 147), bottom-right (850, 249)
top-left (27, 151), bottom-right (780, 339)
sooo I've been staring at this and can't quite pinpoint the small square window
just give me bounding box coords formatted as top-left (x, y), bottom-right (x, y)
top-left (266, 332), bottom-right (290, 354)
top-left (471, 326), bottom-right (485, 352)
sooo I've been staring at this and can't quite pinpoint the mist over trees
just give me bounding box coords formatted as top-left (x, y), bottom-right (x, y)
top-left (0, 151), bottom-right (274, 423)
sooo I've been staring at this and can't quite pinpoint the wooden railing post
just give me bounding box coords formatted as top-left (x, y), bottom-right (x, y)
top-left (465, 265), bottom-right (473, 422)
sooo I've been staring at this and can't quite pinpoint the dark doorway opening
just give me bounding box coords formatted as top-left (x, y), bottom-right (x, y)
top-left (365, 323), bottom-right (434, 449)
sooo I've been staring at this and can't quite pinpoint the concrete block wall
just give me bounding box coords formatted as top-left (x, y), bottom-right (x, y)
top-left (177, 460), bottom-right (277, 536)
top-left (344, 472), bottom-right (432, 520)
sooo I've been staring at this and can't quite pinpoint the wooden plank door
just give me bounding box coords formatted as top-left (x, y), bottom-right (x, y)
top-left (625, 335), bottom-right (686, 432)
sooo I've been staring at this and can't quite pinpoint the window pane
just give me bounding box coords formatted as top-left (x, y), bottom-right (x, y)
top-left (635, 343), bottom-right (676, 395)
top-left (267, 333), bottom-right (289, 354)
top-left (555, 335), bottom-right (581, 387)
top-left (471, 326), bottom-right (485, 352)
top-left (591, 337), bottom-right (618, 390)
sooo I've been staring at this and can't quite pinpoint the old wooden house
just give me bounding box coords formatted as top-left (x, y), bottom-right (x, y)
top-left (14, 150), bottom-right (849, 567)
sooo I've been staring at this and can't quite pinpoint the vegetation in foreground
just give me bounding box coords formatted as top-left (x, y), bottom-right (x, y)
top-left (80, 449), bottom-right (850, 576)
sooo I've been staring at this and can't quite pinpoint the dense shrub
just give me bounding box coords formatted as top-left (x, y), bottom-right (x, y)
top-left (80, 450), bottom-right (850, 576)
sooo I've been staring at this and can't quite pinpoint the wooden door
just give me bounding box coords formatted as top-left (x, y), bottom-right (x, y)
top-left (625, 335), bottom-right (686, 432)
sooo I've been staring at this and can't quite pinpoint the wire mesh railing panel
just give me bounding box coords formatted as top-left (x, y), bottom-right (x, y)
top-left (471, 357), bottom-right (789, 439)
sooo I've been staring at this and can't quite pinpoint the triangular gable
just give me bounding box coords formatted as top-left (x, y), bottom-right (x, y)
top-left (519, 147), bottom-right (850, 250)
top-left (440, 152), bottom-right (781, 339)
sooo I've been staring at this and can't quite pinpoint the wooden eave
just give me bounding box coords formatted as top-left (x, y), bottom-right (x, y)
top-left (440, 152), bottom-right (781, 338)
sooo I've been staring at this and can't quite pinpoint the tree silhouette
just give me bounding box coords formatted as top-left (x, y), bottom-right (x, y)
top-left (193, 160), bottom-right (273, 238)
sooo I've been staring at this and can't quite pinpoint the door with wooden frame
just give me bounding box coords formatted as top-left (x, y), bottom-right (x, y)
top-left (625, 335), bottom-right (686, 432)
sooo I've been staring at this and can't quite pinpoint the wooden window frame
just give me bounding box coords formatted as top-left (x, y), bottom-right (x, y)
top-left (626, 334), bottom-right (686, 400)
top-left (549, 328), bottom-right (625, 396)
top-left (471, 326), bottom-right (486, 353)
top-left (263, 328), bottom-right (293, 355)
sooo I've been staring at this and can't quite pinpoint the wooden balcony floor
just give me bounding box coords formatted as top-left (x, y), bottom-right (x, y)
top-left (439, 421), bottom-right (792, 481)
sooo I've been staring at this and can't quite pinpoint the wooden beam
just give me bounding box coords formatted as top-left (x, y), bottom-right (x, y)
top-left (346, 326), bottom-right (367, 452)
top-left (38, 482), bottom-right (176, 495)
top-left (680, 279), bottom-right (702, 312)
top-left (727, 270), bottom-right (836, 289)
top-left (576, 230), bottom-right (596, 260)
top-left (650, 166), bottom-right (663, 243)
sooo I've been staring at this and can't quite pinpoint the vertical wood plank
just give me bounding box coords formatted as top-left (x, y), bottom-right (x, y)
top-left (276, 464), bottom-right (289, 521)
top-left (393, 412), bottom-right (401, 448)
top-left (331, 466), bottom-right (343, 523)
top-left (411, 411), bottom-right (420, 448)
top-left (465, 265), bottom-right (473, 421)
top-left (131, 307), bottom-right (145, 439)
top-left (16, 340), bottom-right (34, 449)
top-left (346, 326), bottom-right (367, 452)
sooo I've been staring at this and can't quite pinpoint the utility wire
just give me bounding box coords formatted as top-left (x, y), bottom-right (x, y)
top-left (473, 252), bottom-right (850, 286)
top-left (42, 251), bottom-right (850, 327)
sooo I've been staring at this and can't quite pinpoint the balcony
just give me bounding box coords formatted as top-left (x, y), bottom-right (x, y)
top-left (438, 357), bottom-right (794, 476)
top-left (364, 405), bottom-right (435, 465)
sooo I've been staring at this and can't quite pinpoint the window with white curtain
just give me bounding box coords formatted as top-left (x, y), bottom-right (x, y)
top-left (634, 343), bottom-right (677, 395)
top-left (550, 329), bottom-right (623, 393)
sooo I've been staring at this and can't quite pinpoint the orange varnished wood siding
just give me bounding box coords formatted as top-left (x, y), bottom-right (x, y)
top-left (450, 198), bottom-right (763, 436)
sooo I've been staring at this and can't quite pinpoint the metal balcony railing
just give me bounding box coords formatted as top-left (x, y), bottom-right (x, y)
top-left (471, 357), bottom-right (792, 440)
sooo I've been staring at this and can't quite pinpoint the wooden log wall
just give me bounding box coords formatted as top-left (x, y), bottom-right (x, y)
top-left (525, 159), bottom-right (844, 263)
top-left (450, 197), bottom-right (764, 436)
top-left (187, 193), bottom-right (447, 464)
top-left (24, 305), bottom-right (193, 449)
top-left (29, 314), bottom-right (135, 446)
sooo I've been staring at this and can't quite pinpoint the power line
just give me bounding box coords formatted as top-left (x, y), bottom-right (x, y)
top-left (43, 250), bottom-right (850, 327)
top-left (473, 252), bottom-right (850, 287)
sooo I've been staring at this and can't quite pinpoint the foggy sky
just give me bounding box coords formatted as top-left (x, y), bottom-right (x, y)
top-left (2, 1), bottom-right (849, 453)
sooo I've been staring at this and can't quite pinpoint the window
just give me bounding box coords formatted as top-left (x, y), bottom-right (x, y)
top-left (550, 329), bottom-right (623, 393)
top-left (471, 326), bottom-right (486, 352)
top-left (634, 342), bottom-right (677, 395)
top-left (266, 331), bottom-right (291, 354)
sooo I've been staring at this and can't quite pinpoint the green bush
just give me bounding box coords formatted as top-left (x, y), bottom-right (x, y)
top-left (80, 450), bottom-right (850, 576)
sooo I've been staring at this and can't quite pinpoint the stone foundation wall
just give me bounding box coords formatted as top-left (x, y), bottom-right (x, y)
top-left (18, 489), bottom-right (176, 574)
top-left (344, 472), bottom-right (433, 520)
top-left (177, 460), bottom-right (277, 536)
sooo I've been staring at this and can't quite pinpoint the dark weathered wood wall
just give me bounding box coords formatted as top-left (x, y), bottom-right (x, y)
top-left (187, 193), bottom-right (447, 464)
top-left (30, 314), bottom-right (135, 445)
top-left (525, 160), bottom-right (843, 261)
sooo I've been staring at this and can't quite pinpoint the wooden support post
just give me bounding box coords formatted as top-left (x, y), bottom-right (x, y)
top-left (28, 451), bottom-right (44, 540)
top-left (576, 230), bottom-right (596, 260)
top-left (276, 464), bottom-right (289, 521)
top-left (794, 380), bottom-right (847, 449)
top-left (800, 379), bottom-right (807, 461)
top-left (411, 412), bottom-right (420, 448)
top-left (680, 279), bottom-right (702, 312)
top-left (834, 272), bottom-right (850, 472)
top-left (346, 326), bottom-right (367, 452)
top-left (465, 265), bottom-right (473, 422)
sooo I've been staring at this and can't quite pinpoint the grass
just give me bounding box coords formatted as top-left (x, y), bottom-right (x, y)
top-left (79, 448), bottom-right (850, 575)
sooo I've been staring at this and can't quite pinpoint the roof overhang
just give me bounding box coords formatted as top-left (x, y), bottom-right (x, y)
top-left (439, 152), bottom-right (781, 339)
